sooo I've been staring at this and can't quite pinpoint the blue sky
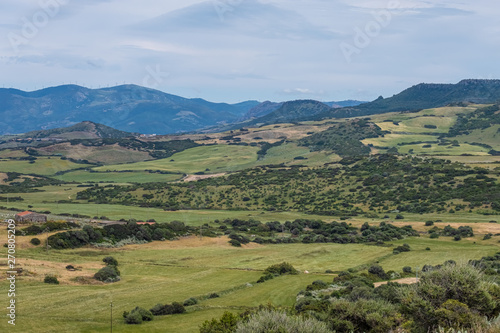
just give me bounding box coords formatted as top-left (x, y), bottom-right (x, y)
top-left (1, 0), bottom-right (499, 103)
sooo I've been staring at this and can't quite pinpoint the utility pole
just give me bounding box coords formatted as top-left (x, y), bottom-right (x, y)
top-left (110, 300), bottom-right (113, 333)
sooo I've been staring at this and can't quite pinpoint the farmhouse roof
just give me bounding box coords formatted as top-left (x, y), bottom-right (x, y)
top-left (16, 211), bottom-right (34, 216)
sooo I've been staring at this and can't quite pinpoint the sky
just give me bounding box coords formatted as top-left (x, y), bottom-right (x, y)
top-left (0, 0), bottom-right (499, 103)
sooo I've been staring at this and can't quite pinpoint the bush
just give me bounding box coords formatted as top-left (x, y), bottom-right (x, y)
top-left (236, 309), bottom-right (332, 333)
top-left (150, 302), bottom-right (185, 316)
top-left (94, 265), bottom-right (120, 283)
top-left (200, 311), bottom-right (240, 333)
top-left (368, 265), bottom-right (388, 280)
top-left (44, 275), bottom-right (59, 284)
top-left (425, 221), bottom-right (434, 226)
top-left (395, 214), bottom-right (405, 220)
top-left (229, 239), bottom-right (241, 247)
top-left (184, 297), bottom-right (198, 306)
top-left (208, 293), bottom-right (220, 299)
top-left (30, 238), bottom-right (41, 246)
top-left (264, 262), bottom-right (298, 276)
top-left (403, 266), bottom-right (412, 273)
top-left (124, 306), bottom-right (153, 324)
top-left (103, 256), bottom-right (118, 266)
top-left (399, 262), bottom-right (499, 331)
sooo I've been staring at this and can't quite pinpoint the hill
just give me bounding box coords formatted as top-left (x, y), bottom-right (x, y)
top-left (243, 100), bottom-right (333, 126)
top-left (314, 79), bottom-right (500, 119)
top-left (21, 121), bottom-right (136, 140)
top-left (0, 85), bottom-right (259, 135)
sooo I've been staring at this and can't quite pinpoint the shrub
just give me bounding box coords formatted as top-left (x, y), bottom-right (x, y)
top-left (236, 309), bottom-right (332, 333)
top-left (200, 311), bottom-right (240, 333)
top-left (327, 298), bottom-right (402, 333)
top-left (150, 302), bottom-right (185, 316)
top-left (44, 275), bottom-right (59, 284)
top-left (229, 239), bottom-right (241, 247)
top-left (184, 297), bottom-right (198, 306)
top-left (395, 214), bottom-right (405, 220)
top-left (103, 256), bottom-right (118, 266)
top-left (403, 266), bottom-right (412, 273)
top-left (368, 265), bottom-right (388, 280)
top-left (94, 265), bottom-right (120, 283)
top-left (393, 244), bottom-right (411, 254)
top-left (124, 306), bottom-right (153, 324)
top-left (264, 262), bottom-right (298, 276)
top-left (425, 221), bottom-right (434, 226)
top-left (208, 293), bottom-right (220, 299)
top-left (430, 233), bottom-right (439, 239)
top-left (30, 238), bottom-right (41, 246)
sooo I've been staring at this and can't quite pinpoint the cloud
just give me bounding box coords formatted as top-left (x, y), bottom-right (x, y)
top-left (132, 0), bottom-right (338, 40)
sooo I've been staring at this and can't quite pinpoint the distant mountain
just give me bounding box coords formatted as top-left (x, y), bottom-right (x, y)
top-left (239, 99), bottom-right (365, 122)
top-left (315, 79), bottom-right (500, 120)
top-left (323, 100), bottom-right (366, 108)
top-left (0, 85), bottom-right (258, 135)
top-left (242, 100), bottom-right (333, 126)
top-left (238, 101), bottom-right (284, 121)
top-left (21, 121), bottom-right (136, 140)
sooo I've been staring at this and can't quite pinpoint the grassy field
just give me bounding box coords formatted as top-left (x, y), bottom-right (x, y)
top-left (397, 142), bottom-right (490, 155)
top-left (454, 125), bottom-right (500, 150)
top-left (54, 170), bottom-right (183, 183)
top-left (35, 143), bottom-right (154, 165)
top-left (362, 134), bottom-right (438, 147)
top-left (1, 230), bottom-right (498, 333)
top-left (0, 157), bottom-right (92, 176)
top-left (95, 145), bottom-right (261, 174)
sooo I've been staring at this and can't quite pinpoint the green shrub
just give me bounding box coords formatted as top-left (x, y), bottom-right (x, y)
top-left (184, 297), bottom-right (198, 306)
top-left (425, 221), bottom-right (434, 226)
top-left (264, 262), bottom-right (298, 276)
top-left (403, 266), bottom-right (412, 273)
top-left (229, 239), bottom-right (241, 247)
top-left (30, 238), bottom-right (41, 246)
top-left (44, 275), bottom-right (59, 284)
top-left (236, 309), bottom-right (332, 333)
top-left (102, 256), bottom-right (118, 266)
top-left (94, 265), bottom-right (120, 283)
top-left (200, 311), bottom-right (239, 333)
top-left (368, 265), bottom-right (388, 280)
top-left (150, 302), bottom-right (185, 316)
top-left (124, 307), bottom-right (153, 324)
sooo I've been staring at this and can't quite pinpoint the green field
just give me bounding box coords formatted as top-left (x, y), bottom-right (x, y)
top-left (95, 145), bottom-right (261, 174)
top-left (362, 134), bottom-right (438, 148)
top-left (0, 157), bottom-right (92, 176)
top-left (397, 142), bottom-right (490, 155)
top-left (1, 232), bottom-right (498, 332)
top-left (54, 170), bottom-right (183, 183)
top-left (454, 125), bottom-right (500, 150)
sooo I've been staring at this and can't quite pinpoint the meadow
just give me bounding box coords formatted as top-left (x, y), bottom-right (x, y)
top-left (1, 226), bottom-right (498, 332)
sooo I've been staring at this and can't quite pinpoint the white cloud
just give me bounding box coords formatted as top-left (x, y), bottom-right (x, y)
top-left (0, 0), bottom-right (499, 102)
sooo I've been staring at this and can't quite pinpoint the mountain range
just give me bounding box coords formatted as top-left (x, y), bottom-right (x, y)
top-left (0, 84), bottom-right (362, 135)
top-left (1, 79), bottom-right (499, 136)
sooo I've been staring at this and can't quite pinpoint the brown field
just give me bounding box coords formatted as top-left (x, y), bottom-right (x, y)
top-left (182, 173), bottom-right (227, 182)
top-left (35, 142), bottom-right (153, 164)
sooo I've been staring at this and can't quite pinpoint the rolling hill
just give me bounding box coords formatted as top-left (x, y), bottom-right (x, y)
top-left (316, 79), bottom-right (500, 119)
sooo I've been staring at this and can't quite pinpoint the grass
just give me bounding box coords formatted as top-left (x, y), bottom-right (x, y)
top-left (454, 125), bottom-right (500, 150)
top-left (398, 143), bottom-right (490, 155)
top-left (377, 116), bottom-right (456, 134)
top-left (54, 170), bottom-right (183, 183)
top-left (362, 134), bottom-right (438, 148)
top-left (36, 142), bottom-right (153, 165)
top-left (95, 145), bottom-right (261, 174)
top-left (0, 157), bottom-right (92, 176)
top-left (1, 231), bottom-right (498, 332)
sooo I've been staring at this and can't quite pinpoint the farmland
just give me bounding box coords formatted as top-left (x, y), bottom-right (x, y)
top-left (0, 103), bottom-right (499, 332)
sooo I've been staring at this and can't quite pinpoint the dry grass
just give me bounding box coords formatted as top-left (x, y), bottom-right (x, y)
top-left (373, 277), bottom-right (418, 287)
top-left (182, 173), bottom-right (227, 182)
